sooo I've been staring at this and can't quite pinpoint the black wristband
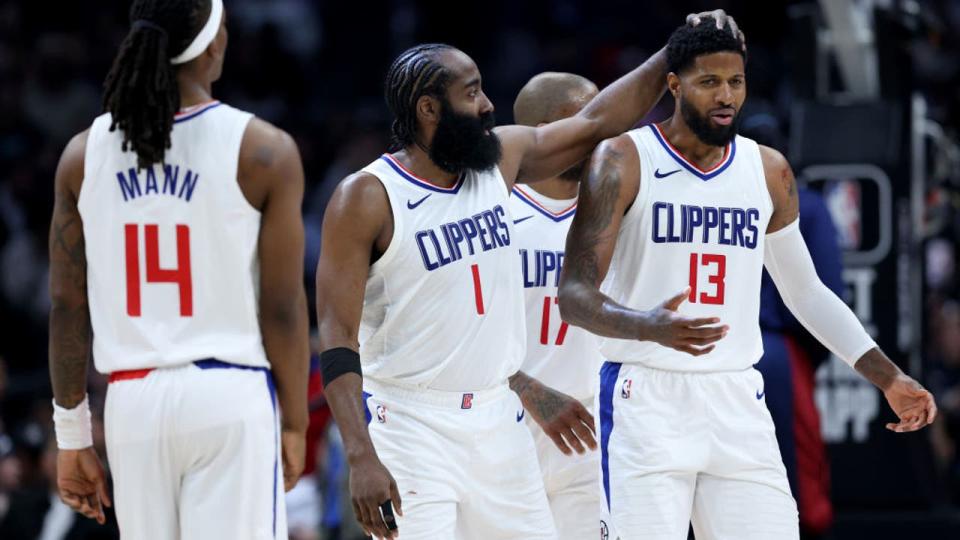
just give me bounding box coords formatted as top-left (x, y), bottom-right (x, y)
top-left (320, 347), bottom-right (362, 388)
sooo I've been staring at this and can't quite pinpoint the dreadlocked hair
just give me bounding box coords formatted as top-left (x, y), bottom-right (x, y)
top-left (384, 43), bottom-right (456, 150)
top-left (102, 0), bottom-right (209, 169)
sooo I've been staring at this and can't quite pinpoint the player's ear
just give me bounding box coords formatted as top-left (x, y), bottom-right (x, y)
top-left (416, 95), bottom-right (441, 127)
top-left (667, 72), bottom-right (681, 99)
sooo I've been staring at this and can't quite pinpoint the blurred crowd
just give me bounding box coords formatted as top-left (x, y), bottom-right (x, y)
top-left (0, 1), bottom-right (959, 538)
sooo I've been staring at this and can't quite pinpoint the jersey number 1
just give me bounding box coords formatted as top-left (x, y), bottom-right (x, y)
top-left (688, 253), bottom-right (726, 305)
top-left (125, 224), bottom-right (193, 317)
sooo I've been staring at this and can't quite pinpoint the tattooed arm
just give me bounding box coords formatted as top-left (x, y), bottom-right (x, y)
top-left (761, 145), bottom-right (936, 432)
top-left (49, 131), bottom-right (112, 525)
top-left (508, 371), bottom-right (597, 455)
top-left (557, 135), bottom-right (727, 355)
top-left (49, 131), bottom-right (92, 411)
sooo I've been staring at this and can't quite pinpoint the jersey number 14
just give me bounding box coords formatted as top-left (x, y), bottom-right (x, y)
top-left (124, 224), bottom-right (193, 317)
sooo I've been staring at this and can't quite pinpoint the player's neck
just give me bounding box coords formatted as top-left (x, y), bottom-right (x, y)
top-left (658, 116), bottom-right (727, 171)
top-left (393, 145), bottom-right (461, 188)
top-left (177, 73), bottom-right (214, 110)
top-left (523, 177), bottom-right (578, 200)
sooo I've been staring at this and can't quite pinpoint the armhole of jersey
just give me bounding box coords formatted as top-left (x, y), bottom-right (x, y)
top-left (228, 110), bottom-right (260, 216)
top-left (494, 166), bottom-right (510, 200)
top-left (77, 115), bottom-right (110, 212)
top-left (753, 139), bottom-right (776, 217)
top-left (620, 129), bottom-right (650, 227)
top-left (365, 170), bottom-right (404, 274)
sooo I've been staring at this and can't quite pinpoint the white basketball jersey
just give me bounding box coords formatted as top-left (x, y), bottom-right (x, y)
top-left (600, 124), bottom-right (773, 372)
top-left (358, 155), bottom-right (525, 391)
top-left (79, 101), bottom-right (268, 373)
top-left (509, 186), bottom-right (602, 402)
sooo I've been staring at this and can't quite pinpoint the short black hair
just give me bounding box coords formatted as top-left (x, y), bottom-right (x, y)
top-left (666, 16), bottom-right (745, 75)
top-left (384, 43), bottom-right (456, 149)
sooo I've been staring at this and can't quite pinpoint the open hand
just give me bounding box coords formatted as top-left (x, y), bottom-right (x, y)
top-left (687, 9), bottom-right (746, 50)
top-left (519, 378), bottom-right (596, 456)
top-left (883, 374), bottom-right (937, 433)
top-left (641, 287), bottom-right (728, 356)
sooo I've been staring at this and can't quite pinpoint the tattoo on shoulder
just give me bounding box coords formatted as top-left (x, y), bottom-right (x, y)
top-left (781, 166), bottom-right (796, 200)
top-left (567, 147), bottom-right (623, 286)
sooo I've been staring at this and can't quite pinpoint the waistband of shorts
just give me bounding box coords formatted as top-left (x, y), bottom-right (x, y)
top-left (362, 378), bottom-right (512, 409)
top-left (606, 360), bottom-right (756, 378)
top-left (108, 358), bottom-right (269, 383)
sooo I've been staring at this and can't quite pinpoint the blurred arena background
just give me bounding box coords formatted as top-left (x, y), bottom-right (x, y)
top-left (0, 0), bottom-right (958, 538)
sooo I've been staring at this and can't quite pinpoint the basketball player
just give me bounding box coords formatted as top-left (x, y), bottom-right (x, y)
top-left (48, 1), bottom-right (309, 538)
top-left (315, 11), bottom-right (742, 539)
top-left (510, 72), bottom-right (606, 540)
top-left (558, 18), bottom-right (938, 539)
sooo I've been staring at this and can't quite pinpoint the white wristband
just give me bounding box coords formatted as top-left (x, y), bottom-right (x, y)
top-left (52, 395), bottom-right (94, 450)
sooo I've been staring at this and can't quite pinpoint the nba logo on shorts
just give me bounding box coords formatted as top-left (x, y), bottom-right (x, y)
top-left (621, 379), bottom-right (632, 399)
top-left (376, 405), bottom-right (388, 423)
top-left (461, 393), bottom-right (474, 409)
top-left (600, 520), bottom-right (609, 540)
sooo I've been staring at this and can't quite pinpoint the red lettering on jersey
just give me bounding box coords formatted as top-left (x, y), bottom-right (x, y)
top-left (471, 264), bottom-right (485, 315)
top-left (124, 224), bottom-right (141, 316)
top-left (688, 253), bottom-right (726, 305)
top-left (125, 224), bottom-right (194, 317)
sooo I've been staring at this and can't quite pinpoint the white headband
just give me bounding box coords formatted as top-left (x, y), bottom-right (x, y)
top-left (170, 0), bottom-right (223, 65)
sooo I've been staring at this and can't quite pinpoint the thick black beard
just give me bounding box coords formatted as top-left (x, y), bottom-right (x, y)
top-left (428, 98), bottom-right (502, 174)
top-left (680, 97), bottom-right (740, 147)
top-left (558, 159), bottom-right (587, 182)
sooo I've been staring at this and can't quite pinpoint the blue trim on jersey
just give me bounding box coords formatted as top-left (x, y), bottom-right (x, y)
top-left (362, 391), bottom-right (373, 425)
top-left (194, 358), bottom-right (267, 372)
top-left (266, 371), bottom-right (278, 538)
top-left (192, 359), bottom-right (278, 537)
top-left (380, 155), bottom-right (465, 194)
top-left (648, 124), bottom-right (736, 181)
top-left (511, 187), bottom-right (577, 222)
top-left (599, 361), bottom-right (622, 511)
top-left (173, 101), bottom-right (222, 124)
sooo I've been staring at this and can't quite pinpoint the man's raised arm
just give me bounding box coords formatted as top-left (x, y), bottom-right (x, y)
top-left (496, 10), bottom-right (741, 186)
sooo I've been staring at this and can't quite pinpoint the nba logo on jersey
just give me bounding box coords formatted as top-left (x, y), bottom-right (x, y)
top-left (621, 379), bottom-right (632, 399)
top-left (461, 393), bottom-right (474, 409)
top-left (376, 405), bottom-right (388, 424)
top-left (600, 520), bottom-right (610, 540)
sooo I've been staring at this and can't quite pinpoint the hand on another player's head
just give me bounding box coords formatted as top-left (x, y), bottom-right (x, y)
top-left (643, 287), bottom-right (729, 356)
top-left (56, 447), bottom-right (112, 524)
top-left (883, 374), bottom-right (938, 433)
top-left (686, 9), bottom-right (747, 51)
